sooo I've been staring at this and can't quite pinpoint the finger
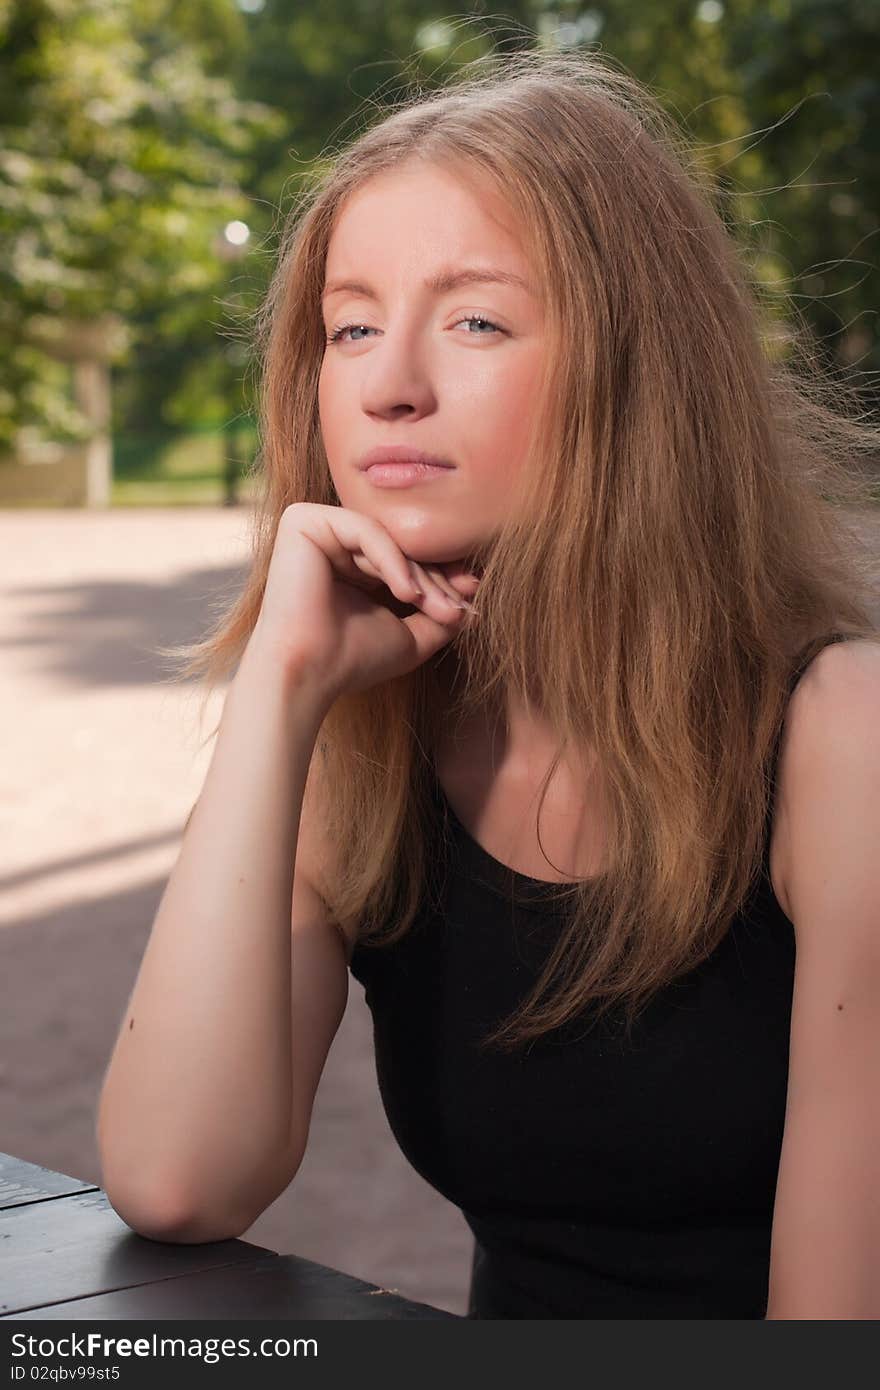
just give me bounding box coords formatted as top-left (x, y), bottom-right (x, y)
top-left (349, 552), bottom-right (457, 617)
top-left (423, 564), bottom-right (466, 606)
top-left (398, 605), bottom-right (466, 664)
top-left (448, 572), bottom-right (481, 599)
top-left (436, 558), bottom-right (484, 590)
top-left (421, 564), bottom-right (479, 615)
top-left (443, 575), bottom-right (479, 600)
top-left (321, 511), bottom-right (422, 604)
top-left (410, 561), bottom-right (470, 620)
top-left (349, 552), bottom-right (390, 585)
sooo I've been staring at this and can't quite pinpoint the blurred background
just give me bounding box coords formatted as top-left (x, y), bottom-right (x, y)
top-left (1, 2), bottom-right (878, 1317)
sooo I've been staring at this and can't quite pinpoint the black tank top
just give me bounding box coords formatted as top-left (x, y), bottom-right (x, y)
top-left (349, 633), bottom-right (848, 1319)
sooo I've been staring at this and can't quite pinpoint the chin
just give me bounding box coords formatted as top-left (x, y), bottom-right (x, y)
top-left (378, 527), bottom-right (471, 567)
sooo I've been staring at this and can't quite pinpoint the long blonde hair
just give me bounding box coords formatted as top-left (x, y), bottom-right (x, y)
top-left (161, 46), bottom-right (880, 1051)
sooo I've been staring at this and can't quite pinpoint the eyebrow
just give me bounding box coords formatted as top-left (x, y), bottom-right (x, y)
top-left (321, 266), bottom-right (534, 302)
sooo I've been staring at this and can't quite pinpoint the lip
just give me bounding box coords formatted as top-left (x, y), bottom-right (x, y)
top-left (356, 445), bottom-right (455, 471)
top-left (363, 462), bottom-right (455, 488)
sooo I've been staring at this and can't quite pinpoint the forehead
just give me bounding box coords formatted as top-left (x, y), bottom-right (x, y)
top-left (325, 162), bottom-right (534, 278)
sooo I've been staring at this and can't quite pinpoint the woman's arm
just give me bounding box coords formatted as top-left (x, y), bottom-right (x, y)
top-left (765, 639), bottom-right (880, 1318)
top-left (95, 627), bottom-right (334, 1240)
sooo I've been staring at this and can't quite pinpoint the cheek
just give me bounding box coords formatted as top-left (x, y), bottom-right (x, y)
top-left (317, 362), bottom-right (346, 444)
top-left (466, 356), bottom-right (541, 470)
top-left (316, 361), bottom-right (330, 425)
top-left (316, 369), bottom-right (345, 497)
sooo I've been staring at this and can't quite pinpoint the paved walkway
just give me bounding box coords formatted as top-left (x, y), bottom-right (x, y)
top-left (0, 506), bottom-right (473, 1317)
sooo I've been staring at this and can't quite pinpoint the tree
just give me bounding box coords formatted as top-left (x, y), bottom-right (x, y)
top-left (0, 0), bottom-right (281, 452)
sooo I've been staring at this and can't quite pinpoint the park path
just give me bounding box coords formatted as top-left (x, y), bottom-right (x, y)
top-left (0, 505), bottom-right (473, 1317)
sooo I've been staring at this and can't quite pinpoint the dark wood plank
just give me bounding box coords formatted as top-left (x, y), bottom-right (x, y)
top-left (1, 1186), bottom-right (276, 1317)
top-left (0, 1153), bottom-right (99, 1208)
top-left (4, 1251), bottom-right (461, 1320)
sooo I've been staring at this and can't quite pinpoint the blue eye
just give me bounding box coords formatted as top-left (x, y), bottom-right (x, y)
top-left (456, 314), bottom-right (503, 336)
top-left (326, 323), bottom-right (375, 345)
top-left (325, 314), bottom-right (504, 346)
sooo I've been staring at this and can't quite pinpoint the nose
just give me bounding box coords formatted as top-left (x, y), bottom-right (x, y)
top-left (359, 331), bottom-right (437, 421)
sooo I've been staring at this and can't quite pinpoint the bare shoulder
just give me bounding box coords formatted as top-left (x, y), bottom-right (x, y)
top-left (793, 634), bottom-right (880, 693)
top-left (781, 636), bottom-right (880, 747)
top-left (771, 636), bottom-right (880, 937)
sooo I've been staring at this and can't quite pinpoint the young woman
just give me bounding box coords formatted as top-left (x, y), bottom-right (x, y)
top-left (96, 48), bottom-right (880, 1319)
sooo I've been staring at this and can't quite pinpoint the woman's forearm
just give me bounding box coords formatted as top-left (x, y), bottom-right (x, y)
top-left (95, 627), bottom-right (332, 1237)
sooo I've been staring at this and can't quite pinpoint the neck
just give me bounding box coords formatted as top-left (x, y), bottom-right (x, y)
top-left (433, 652), bottom-right (594, 787)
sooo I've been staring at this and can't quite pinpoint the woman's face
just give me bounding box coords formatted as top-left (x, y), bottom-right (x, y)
top-left (318, 161), bottom-right (547, 570)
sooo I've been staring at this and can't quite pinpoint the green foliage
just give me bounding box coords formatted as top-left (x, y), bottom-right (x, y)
top-left (0, 0), bottom-right (281, 450)
top-left (2, 1), bottom-right (877, 460)
top-left (552, 0), bottom-right (878, 389)
top-left (722, 0), bottom-right (879, 383)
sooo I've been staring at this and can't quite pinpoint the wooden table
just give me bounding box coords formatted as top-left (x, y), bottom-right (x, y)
top-left (0, 1153), bottom-right (459, 1320)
